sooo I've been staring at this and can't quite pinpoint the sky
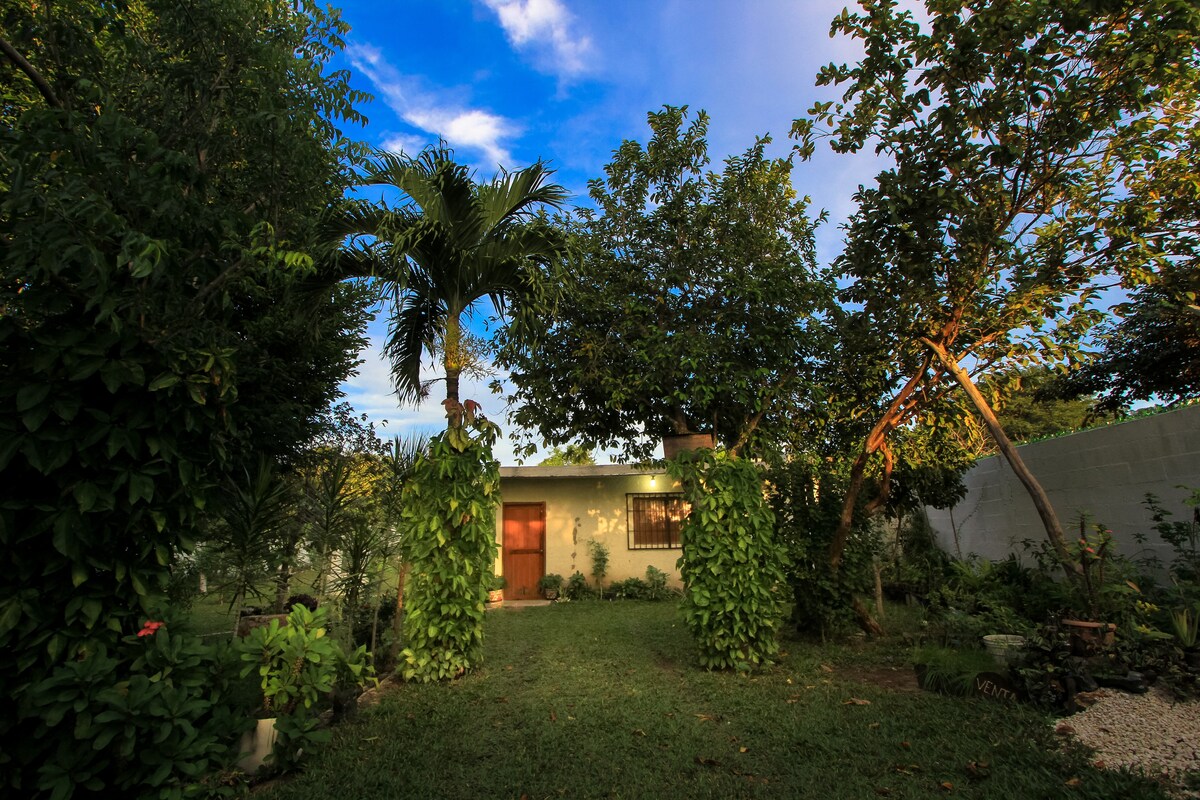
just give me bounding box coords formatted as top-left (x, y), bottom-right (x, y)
top-left (331, 0), bottom-right (886, 464)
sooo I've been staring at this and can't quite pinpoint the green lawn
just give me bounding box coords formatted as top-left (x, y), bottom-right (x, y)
top-left (261, 602), bottom-right (1167, 800)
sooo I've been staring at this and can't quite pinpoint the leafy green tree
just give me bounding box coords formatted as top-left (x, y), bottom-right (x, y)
top-left (792, 0), bottom-right (1200, 583)
top-left (1058, 262), bottom-right (1200, 411)
top-left (351, 147), bottom-right (568, 404)
top-left (501, 106), bottom-right (833, 462)
top-left (538, 444), bottom-right (595, 466)
top-left (0, 0), bottom-right (369, 792)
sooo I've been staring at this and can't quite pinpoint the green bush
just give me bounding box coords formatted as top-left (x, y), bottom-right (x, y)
top-left (399, 414), bottom-right (500, 682)
top-left (564, 571), bottom-right (595, 601)
top-left (18, 616), bottom-right (244, 799)
top-left (669, 450), bottom-right (788, 670)
top-left (769, 457), bottom-right (880, 636)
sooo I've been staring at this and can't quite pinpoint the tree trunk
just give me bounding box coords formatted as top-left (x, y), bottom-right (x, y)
top-left (920, 338), bottom-right (1076, 574)
top-left (444, 313), bottom-right (462, 404)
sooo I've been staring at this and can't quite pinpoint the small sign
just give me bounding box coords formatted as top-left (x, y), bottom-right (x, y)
top-left (972, 672), bottom-right (1022, 702)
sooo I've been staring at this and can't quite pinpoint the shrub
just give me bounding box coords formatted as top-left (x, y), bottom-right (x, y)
top-left (564, 571), bottom-right (594, 601)
top-left (669, 449), bottom-right (788, 670)
top-left (18, 616), bottom-right (244, 799)
top-left (609, 577), bottom-right (650, 599)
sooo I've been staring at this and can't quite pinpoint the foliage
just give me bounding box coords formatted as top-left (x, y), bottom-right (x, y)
top-left (399, 403), bottom-right (501, 681)
top-left (0, 1), bottom-right (370, 793)
top-left (536, 573), bottom-right (564, 596)
top-left (17, 615), bottom-right (244, 799)
top-left (587, 538), bottom-right (609, 595)
top-left (608, 567), bottom-right (677, 601)
top-left (1144, 489), bottom-right (1200, 589)
top-left (206, 459), bottom-right (295, 617)
top-left (793, 0), bottom-right (1200, 575)
top-left (986, 369), bottom-right (1100, 447)
top-left (912, 645), bottom-right (999, 696)
top-left (668, 450), bottom-right (788, 670)
top-left (347, 146), bottom-right (568, 404)
top-left (238, 604), bottom-right (373, 718)
top-left (563, 571), bottom-right (595, 601)
top-left (537, 444), bottom-right (595, 466)
top-left (1169, 604), bottom-right (1200, 649)
top-left (769, 456), bottom-right (881, 636)
top-left (500, 105), bottom-right (833, 461)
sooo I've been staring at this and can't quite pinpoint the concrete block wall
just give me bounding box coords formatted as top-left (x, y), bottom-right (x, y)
top-left (925, 405), bottom-right (1200, 567)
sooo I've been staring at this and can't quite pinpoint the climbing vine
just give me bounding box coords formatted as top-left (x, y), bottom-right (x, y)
top-left (668, 450), bottom-right (789, 670)
top-left (399, 401), bottom-right (501, 682)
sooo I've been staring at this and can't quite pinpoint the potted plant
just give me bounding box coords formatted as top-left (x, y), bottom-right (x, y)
top-left (487, 575), bottom-right (507, 606)
top-left (537, 573), bottom-right (564, 600)
top-left (1060, 523), bottom-right (1124, 655)
top-left (236, 604), bottom-right (373, 773)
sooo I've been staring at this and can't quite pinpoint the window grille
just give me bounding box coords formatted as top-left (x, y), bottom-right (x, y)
top-left (626, 493), bottom-right (688, 549)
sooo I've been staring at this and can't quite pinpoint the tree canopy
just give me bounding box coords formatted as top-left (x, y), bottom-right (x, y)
top-left (501, 106), bottom-right (833, 462)
top-left (347, 147), bottom-right (568, 405)
top-left (793, 0), bottom-right (1200, 581)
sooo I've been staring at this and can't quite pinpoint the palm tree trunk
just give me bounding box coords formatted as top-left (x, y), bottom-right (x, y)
top-left (444, 313), bottom-right (462, 404)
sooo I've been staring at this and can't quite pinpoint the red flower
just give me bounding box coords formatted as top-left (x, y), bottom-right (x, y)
top-left (138, 620), bottom-right (164, 637)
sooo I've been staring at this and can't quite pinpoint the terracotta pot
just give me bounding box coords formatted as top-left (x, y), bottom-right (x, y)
top-left (238, 717), bottom-right (278, 774)
top-left (1062, 619), bottom-right (1116, 655)
top-left (487, 589), bottom-right (504, 606)
top-left (663, 433), bottom-right (714, 459)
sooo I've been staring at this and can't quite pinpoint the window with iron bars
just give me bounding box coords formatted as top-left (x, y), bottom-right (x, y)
top-left (627, 493), bottom-right (688, 549)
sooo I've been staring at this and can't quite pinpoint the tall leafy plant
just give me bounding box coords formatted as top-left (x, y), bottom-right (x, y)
top-left (399, 401), bottom-right (501, 681)
top-left (668, 450), bottom-right (788, 671)
top-left (0, 1), bottom-right (369, 792)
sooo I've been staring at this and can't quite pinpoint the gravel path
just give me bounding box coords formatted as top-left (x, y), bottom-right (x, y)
top-left (1055, 688), bottom-right (1200, 793)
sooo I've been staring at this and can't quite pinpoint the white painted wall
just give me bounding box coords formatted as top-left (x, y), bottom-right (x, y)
top-left (926, 405), bottom-right (1200, 567)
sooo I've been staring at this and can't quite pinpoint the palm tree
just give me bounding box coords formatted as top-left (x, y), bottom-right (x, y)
top-left (354, 146), bottom-right (568, 406)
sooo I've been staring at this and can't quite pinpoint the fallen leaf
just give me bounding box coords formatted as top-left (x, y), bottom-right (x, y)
top-left (844, 698), bottom-right (872, 706)
top-left (964, 761), bottom-right (990, 778)
top-left (899, 741), bottom-right (910, 749)
top-left (695, 713), bottom-right (716, 722)
top-left (786, 677), bottom-right (794, 684)
top-left (820, 663), bottom-right (834, 673)
top-left (869, 722), bottom-right (881, 729)
top-left (1093, 760), bottom-right (1106, 769)
top-left (695, 756), bottom-right (721, 767)
top-left (739, 746), bottom-right (749, 753)
top-left (549, 710), bottom-right (557, 722)
top-left (1065, 777), bottom-right (1082, 788)
top-left (940, 781), bottom-right (954, 791)
top-left (1055, 723), bottom-right (1076, 736)
top-left (633, 729), bottom-right (646, 737)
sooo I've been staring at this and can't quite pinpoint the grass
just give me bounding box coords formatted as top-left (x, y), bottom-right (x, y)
top-left (257, 602), bottom-right (1170, 800)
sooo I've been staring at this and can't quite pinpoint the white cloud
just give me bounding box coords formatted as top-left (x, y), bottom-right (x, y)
top-left (348, 43), bottom-right (520, 165)
top-left (481, 0), bottom-right (593, 77)
top-left (380, 132), bottom-right (428, 156)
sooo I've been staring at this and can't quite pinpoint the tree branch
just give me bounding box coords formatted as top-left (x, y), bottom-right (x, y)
top-left (0, 36), bottom-right (61, 108)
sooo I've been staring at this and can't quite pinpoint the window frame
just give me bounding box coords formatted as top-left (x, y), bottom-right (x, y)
top-left (626, 492), bottom-right (688, 550)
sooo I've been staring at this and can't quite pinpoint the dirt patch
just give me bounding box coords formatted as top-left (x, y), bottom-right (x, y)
top-left (837, 665), bottom-right (920, 692)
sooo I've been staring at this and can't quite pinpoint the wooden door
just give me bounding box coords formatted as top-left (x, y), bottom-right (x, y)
top-left (502, 503), bottom-right (545, 600)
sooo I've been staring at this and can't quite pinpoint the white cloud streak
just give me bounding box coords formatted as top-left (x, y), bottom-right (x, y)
top-left (481, 0), bottom-right (593, 77)
top-left (348, 43), bottom-right (520, 165)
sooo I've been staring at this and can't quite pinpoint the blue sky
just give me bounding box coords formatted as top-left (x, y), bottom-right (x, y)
top-left (332, 0), bottom-right (885, 463)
